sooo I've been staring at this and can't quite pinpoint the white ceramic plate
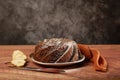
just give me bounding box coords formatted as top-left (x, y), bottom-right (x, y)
top-left (29, 53), bottom-right (85, 67)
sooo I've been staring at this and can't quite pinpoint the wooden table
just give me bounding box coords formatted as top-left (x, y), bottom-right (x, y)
top-left (0, 45), bottom-right (120, 80)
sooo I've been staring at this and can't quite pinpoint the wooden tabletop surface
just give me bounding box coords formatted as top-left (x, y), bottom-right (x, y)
top-left (0, 45), bottom-right (120, 80)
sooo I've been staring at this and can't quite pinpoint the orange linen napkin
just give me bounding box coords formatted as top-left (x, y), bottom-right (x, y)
top-left (78, 44), bottom-right (107, 72)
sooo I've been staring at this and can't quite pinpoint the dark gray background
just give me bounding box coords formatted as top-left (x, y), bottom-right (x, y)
top-left (0, 0), bottom-right (120, 45)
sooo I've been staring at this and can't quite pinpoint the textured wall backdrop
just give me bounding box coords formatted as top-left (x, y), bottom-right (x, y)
top-left (0, 0), bottom-right (119, 44)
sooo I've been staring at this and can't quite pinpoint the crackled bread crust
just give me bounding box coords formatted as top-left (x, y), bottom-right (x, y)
top-left (33, 38), bottom-right (82, 63)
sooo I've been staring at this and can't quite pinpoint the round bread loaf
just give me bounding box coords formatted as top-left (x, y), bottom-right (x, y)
top-left (33, 38), bottom-right (83, 63)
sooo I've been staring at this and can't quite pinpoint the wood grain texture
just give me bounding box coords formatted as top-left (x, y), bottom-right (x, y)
top-left (0, 45), bottom-right (120, 80)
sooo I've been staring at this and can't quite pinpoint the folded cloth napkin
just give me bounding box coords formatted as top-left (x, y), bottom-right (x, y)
top-left (78, 44), bottom-right (107, 72)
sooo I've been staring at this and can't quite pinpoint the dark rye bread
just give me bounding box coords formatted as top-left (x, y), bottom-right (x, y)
top-left (33, 38), bottom-right (83, 63)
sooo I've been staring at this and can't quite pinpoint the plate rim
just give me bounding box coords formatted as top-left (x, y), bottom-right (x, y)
top-left (29, 53), bottom-right (85, 66)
